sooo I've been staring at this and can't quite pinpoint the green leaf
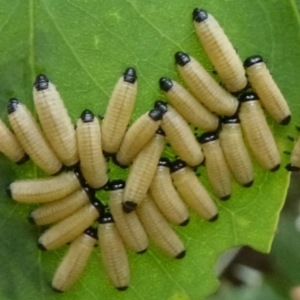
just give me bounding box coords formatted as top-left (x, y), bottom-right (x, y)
top-left (0, 0), bottom-right (297, 299)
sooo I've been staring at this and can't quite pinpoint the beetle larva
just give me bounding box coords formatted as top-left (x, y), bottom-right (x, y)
top-left (0, 118), bottom-right (27, 164)
top-left (101, 68), bottom-right (138, 155)
top-left (38, 199), bottom-right (102, 250)
top-left (154, 101), bottom-right (204, 167)
top-left (193, 8), bottom-right (247, 93)
top-left (244, 56), bottom-right (291, 125)
top-left (7, 98), bottom-right (63, 175)
top-left (52, 227), bottom-right (97, 293)
top-left (287, 136), bottom-right (300, 171)
top-left (170, 160), bottom-right (218, 221)
top-left (33, 74), bottom-right (79, 166)
top-left (7, 170), bottom-right (83, 203)
top-left (108, 180), bottom-right (148, 253)
top-left (175, 52), bottom-right (238, 116)
top-left (76, 109), bottom-right (108, 190)
top-left (98, 212), bottom-right (130, 291)
top-left (114, 108), bottom-right (163, 167)
top-left (28, 187), bottom-right (94, 225)
top-left (122, 128), bottom-right (165, 213)
top-left (136, 194), bottom-right (186, 259)
top-left (149, 157), bottom-right (189, 226)
top-left (198, 132), bottom-right (232, 199)
top-left (159, 77), bottom-right (219, 132)
top-left (219, 115), bottom-right (254, 187)
top-left (239, 92), bottom-right (281, 171)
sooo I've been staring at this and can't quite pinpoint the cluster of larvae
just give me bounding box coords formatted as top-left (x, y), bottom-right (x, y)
top-left (2, 7), bottom-right (290, 294)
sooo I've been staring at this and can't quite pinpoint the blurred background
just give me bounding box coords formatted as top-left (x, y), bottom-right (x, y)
top-left (208, 172), bottom-right (300, 300)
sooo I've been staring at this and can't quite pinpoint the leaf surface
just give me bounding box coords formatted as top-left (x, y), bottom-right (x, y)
top-left (0, 0), bottom-right (298, 299)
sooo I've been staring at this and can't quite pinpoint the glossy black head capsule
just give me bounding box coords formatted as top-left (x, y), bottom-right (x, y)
top-left (197, 132), bottom-right (218, 144)
top-left (238, 92), bottom-right (259, 103)
top-left (243, 55), bottom-right (264, 68)
top-left (84, 226), bottom-right (98, 240)
top-left (222, 115), bottom-right (240, 124)
top-left (7, 98), bottom-right (19, 114)
top-left (34, 74), bottom-right (49, 91)
top-left (154, 100), bottom-right (168, 114)
top-left (170, 159), bottom-right (187, 173)
top-left (99, 211), bottom-right (114, 224)
top-left (148, 108), bottom-right (164, 121)
top-left (193, 8), bottom-right (208, 23)
top-left (175, 52), bottom-right (191, 66)
top-left (156, 127), bottom-right (165, 136)
top-left (109, 180), bottom-right (126, 191)
top-left (91, 199), bottom-right (105, 215)
top-left (123, 67), bottom-right (137, 84)
top-left (158, 157), bottom-right (171, 168)
top-left (159, 77), bottom-right (173, 92)
top-left (81, 109), bottom-right (94, 122)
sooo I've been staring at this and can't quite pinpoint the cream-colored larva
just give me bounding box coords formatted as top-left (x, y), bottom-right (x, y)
top-left (219, 115), bottom-right (254, 187)
top-left (122, 128), bottom-right (165, 213)
top-left (193, 8), bottom-right (247, 93)
top-left (287, 136), bottom-right (300, 171)
top-left (98, 212), bottom-right (130, 291)
top-left (149, 157), bottom-right (189, 226)
top-left (114, 108), bottom-right (163, 167)
top-left (33, 74), bottom-right (79, 166)
top-left (28, 187), bottom-right (93, 225)
top-left (76, 109), bottom-right (108, 190)
top-left (108, 180), bottom-right (148, 253)
top-left (244, 56), bottom-right (291, 125)
top-left (175, 52), bottom-right (239, 116)
top-left (170, 160), bottom-right (218, 221)
top-left (52, 227), bottom-right (97, 293)
top-left (38, 199), bottom-right (102, 251)
top-left (155, 101), bottom-right (204, 167)
top-left (159, 78), bottom-right (219, 132)
top-left (7, 170), bottom-right (83, 203)
top-left (0, 118), bottom-right (27, 164)
top-left (7, 98), bottom-right (63, 175)
top-left (136, 194), bottom-right (186, 259)
top-left (101, 68), bottom-right (138, 155)
top-left (198, 132), bottom-right (232, 200)
top-left (239, 92), bottom-right (281, 171)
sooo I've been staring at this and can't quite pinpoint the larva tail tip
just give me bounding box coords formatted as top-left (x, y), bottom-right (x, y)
top-left (112, 155), bottom-right (129, 169)
top-left (280, 115), bottom-right (291, 125)
top-left (6, 185), bottom-right (12, 198)
top-left (285, 164), bottom-right (300, 172)
top-left (137, 248), bottom-right (147, 254)
top-left (52, 287), bottom-right (64, 293)
top-left (180, 218), bottom-right (190, 226)
top-left (209, 214), bottom-right (219, 222)
top-left (243, 180), bottom-right (254, 188)
top-left (27, 212), bottom-right (36, 224)
top-left (117, 286), bottom-right (128, 292)
top-left (16, 154), bottom-right (29, 165)
top-left (51, 165), bottom-right (65, 176)
top-left (175, 250), bottom-right (186, 259)
top-left (220, 195), bottom-right (231, 201)
top-left (270, 164), bottom-right (280, 172)
top-left (122, 201), bottom-right (137, 214)
top-left (192, 8), bottom-right (208, 23)
top-left (34, 74), bottom-right (49, 91)
top-left (37, 241), bottom-right (47, 251)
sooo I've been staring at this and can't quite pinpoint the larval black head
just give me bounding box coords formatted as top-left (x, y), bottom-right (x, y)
top-left (34, 74), bottom-right (49, 91)
top-left (159, 77), bottom-right (173, 92)
top-left (7, 98), bottom-right (19, 114)
top-left (123, 67), bottom-right (137, 83)
top-left (193, 8), bottom-right (208, 23)
top-left (175, 52), bottom-right (191, 66)
top-left (243, 55), bottom-right (264, 68)
top-left (109, 180), bottom-right (126, 191)
top-left (81, 109), bottom-right (94, 122)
